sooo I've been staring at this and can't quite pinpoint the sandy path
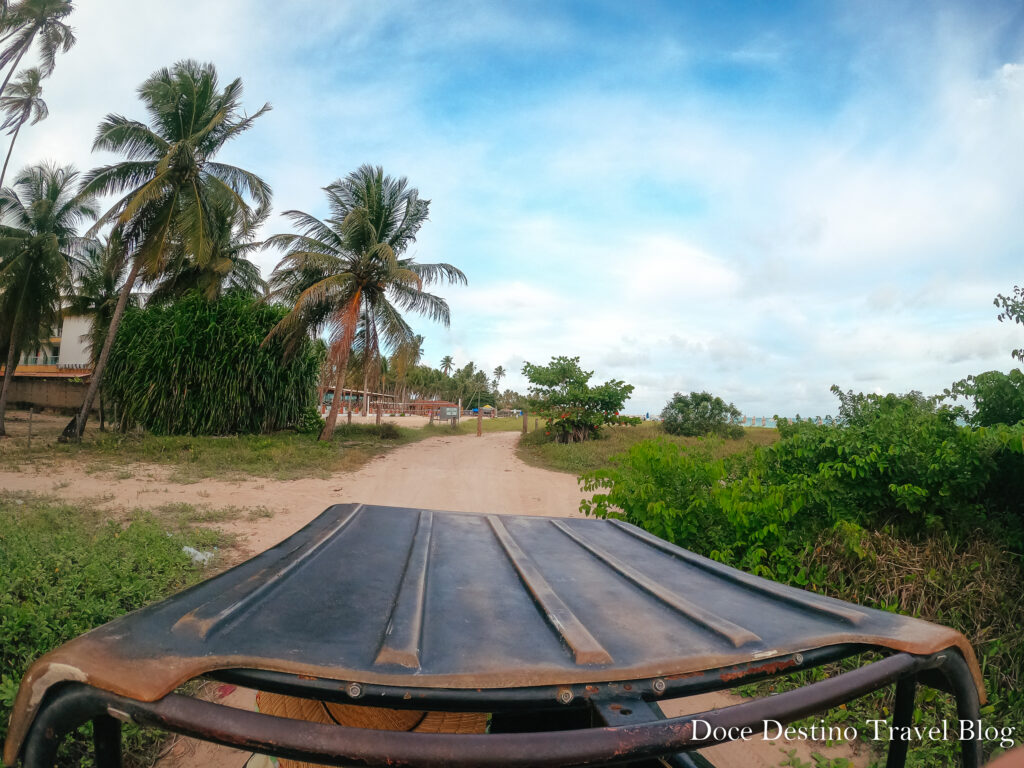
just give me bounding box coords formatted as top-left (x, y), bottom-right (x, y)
top-left (1, 430), bottom-right (865, 768)
top-left (0, 431), bottom-right (584, 558)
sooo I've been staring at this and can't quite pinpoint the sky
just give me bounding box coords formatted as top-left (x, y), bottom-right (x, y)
top-left (14, 0), bottom-right (1024, 416)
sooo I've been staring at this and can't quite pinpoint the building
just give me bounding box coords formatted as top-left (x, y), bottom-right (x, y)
top-left (0, 314), bottom-right (96, 410)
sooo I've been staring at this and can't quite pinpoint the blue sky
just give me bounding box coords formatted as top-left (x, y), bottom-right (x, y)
top-left (18, 1), bottom-right (1024, 415)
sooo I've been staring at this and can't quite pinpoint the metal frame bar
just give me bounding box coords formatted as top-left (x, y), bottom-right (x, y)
top-left (210, 645), bottom-right (863, 712)
top-left (18, 648), bottom-right (981, 768)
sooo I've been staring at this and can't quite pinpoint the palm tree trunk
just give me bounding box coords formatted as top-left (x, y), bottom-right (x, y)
top-left (60, 258), bottom-right (142, 442)
top-left (0, 119), bottom-right (23, 190)
top-left (318, 350), bottom-right (350, 441)
top-left (0, 258), bottom-right (34, 438)
top-left (0, 332), bottom-right (20, 437)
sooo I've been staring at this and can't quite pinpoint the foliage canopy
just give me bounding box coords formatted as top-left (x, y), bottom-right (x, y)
top-left (522, 356), bottom-right (635, 442)
top-left (660, 390), bottom-right (743, 438)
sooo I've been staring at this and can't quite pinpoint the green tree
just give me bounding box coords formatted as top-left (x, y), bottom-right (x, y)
top-left (439, 354), bottom-right (454, 376)
top-left (146, 193), bottom-right (268, 304)
top-left (61, 60), bottom-right (272, 441)
top-left (492, 364), bottom-right (505, 391)
top-left (266, 165), bottom-right (465, 440)
top-left (0, 66), bottom-right (46, 188)
top-left (65, 233), bottom-right (134, 429)
top-left (660, 391), bottom-right (743, 438)
top-left (995, 285), bottom-right (1024, 362)
top-left (943, 370), bottom-right (1024, 427)
top-left (0, 0), bottom-right (75, 100)
top-left (522, 355), bottom-right (634, 442)
top-left (0, 162), bottom-right (96, 435)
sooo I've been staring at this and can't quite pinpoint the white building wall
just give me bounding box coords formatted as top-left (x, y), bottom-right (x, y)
top-left (59, 315), bottom-right (93, 367)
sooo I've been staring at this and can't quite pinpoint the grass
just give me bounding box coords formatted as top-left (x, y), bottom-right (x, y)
top-left (0, 417), bottom-right (441, 482)
top-left (516, 421), bottom-right (779, 475)
top-left (0, 491), bottom-right (226, 767)
top-left (419, 415), bottom-right (538, 436)
top-left (0, 410), bottom-right (536, 483)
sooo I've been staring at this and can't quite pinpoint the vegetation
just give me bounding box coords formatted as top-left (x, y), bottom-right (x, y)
top-left (522, 355), bottom-right (636, 443)
top-left (579, 386), bottom-right (1024, 765)
top-left (103, 292), bottom-right (323, 435)
top-left (660, 390), bottom-right (743, 438)
top-left (0, 0), bottom-right (75, 99)
top-left (994, 285), bottom-right (1024, 362)
top-left (0, 420), bottom-right (440, 481)
top-left (0, 67), bottom-right (46, 188)
top-left (62, 59), bottom-right (273, 441)
top-left (943, 368), bottom-right (1024, 427)
top-left (265, 165), bottom-right (465, 441)
top-left (0, 492), bottom-right (223, 767)
top-left (0, 163), bottom-right (96, 436)
top-left (520, 420), bottom-right (777, 474)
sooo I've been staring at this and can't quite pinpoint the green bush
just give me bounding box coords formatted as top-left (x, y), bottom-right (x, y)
top-left (580, 385), bottom-right (1024, 763)
top-left (660, 391), bottom-right (743, 438)
top-left (295, 404), bottom-right (326, 434)
top-left (0, 493), bottom-right (218, 766)
top-left (104, 291), bottom-right (324, 435)
top-left (522, 356), bottom-right (634, 443)
top-left (944, 369), bottom-right (1024, 427)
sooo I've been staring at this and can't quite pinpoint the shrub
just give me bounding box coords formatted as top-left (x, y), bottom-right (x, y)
top-left (0, 493), bottom-right (218, 766)
top-left (522, 356), bottom-right (634, 443)
top-left (295, 404), bottom-right (326, 435)
top-left (944, 369), bottom-right (1024, 427)
top-left (104, 291), bottom-right (324, 435)
top-left (660, 391), bottom-right (743, 438)
top-left (580, 384), bottom-right (1024, 764)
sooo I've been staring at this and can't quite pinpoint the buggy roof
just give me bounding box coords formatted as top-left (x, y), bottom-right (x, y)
top-left (5, 504), bottom-right (982, 765)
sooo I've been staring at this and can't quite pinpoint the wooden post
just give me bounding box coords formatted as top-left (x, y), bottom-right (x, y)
top-left (429, 408), bottom-right (434, 426)
top-left (522, 409), bottom-right (527, 434)
top-left (477, 410), bottom-right (482, 437)
top-left (27, 407), bottom-right (33, 449)
top-left (376, 402), bottom-right (382, 425)
top-left (534, 418), bottom-right (538, 431)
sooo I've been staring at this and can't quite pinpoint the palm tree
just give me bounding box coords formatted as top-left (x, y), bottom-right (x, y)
top-left (0, 67), bottom-right (46, 188)
top-left (390, 333), bottom-right (422, 407)
top-left (439, 354), bottom-right (453, 376)
top-left (493, 364), bottom-right (505, 392)
top-left (147, 192), bottom-right (268, 304)
top-left (60, 60), bottom-right (271, 441)
top-left (65, 232), bottom-right (133, 429)
top-left (267, 165), bottom-right (466, 441)
top-left (0, 162), bottom-right (95, 435)
top-left (0, 0), bottom-right (75, 100)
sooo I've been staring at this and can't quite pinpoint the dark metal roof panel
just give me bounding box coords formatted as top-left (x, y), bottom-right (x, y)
top-left (6, 504), bottom-right (982, 763)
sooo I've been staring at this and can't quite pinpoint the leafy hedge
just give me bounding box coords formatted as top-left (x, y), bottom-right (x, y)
top-left (104, 291), bottom-right (324, 435)
top-left (0, 494), bottom-right (218, 767)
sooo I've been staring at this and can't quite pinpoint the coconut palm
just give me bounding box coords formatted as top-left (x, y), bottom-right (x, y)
top-left (439, 355), bottom-right (453, 376)
top-left (64, 232), bottom-right (133, 428)
top-left (60, 60), bottom-right (272, 441)
top-left (0, 67), bottom-right (46, 188)
top-left (267, 165), bottom-right (466, 441)
top-left (492, 364), bottom-right (505, 391)
top-left (0, 0), bottom-right (75, 99)
top-left (147, 192), bottom-right (268, 304)
top-left (0, 162), bottom-right (95, 435)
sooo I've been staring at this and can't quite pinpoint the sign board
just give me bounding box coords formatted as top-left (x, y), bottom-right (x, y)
top-left (437, 406), bottom-right (459, 420)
